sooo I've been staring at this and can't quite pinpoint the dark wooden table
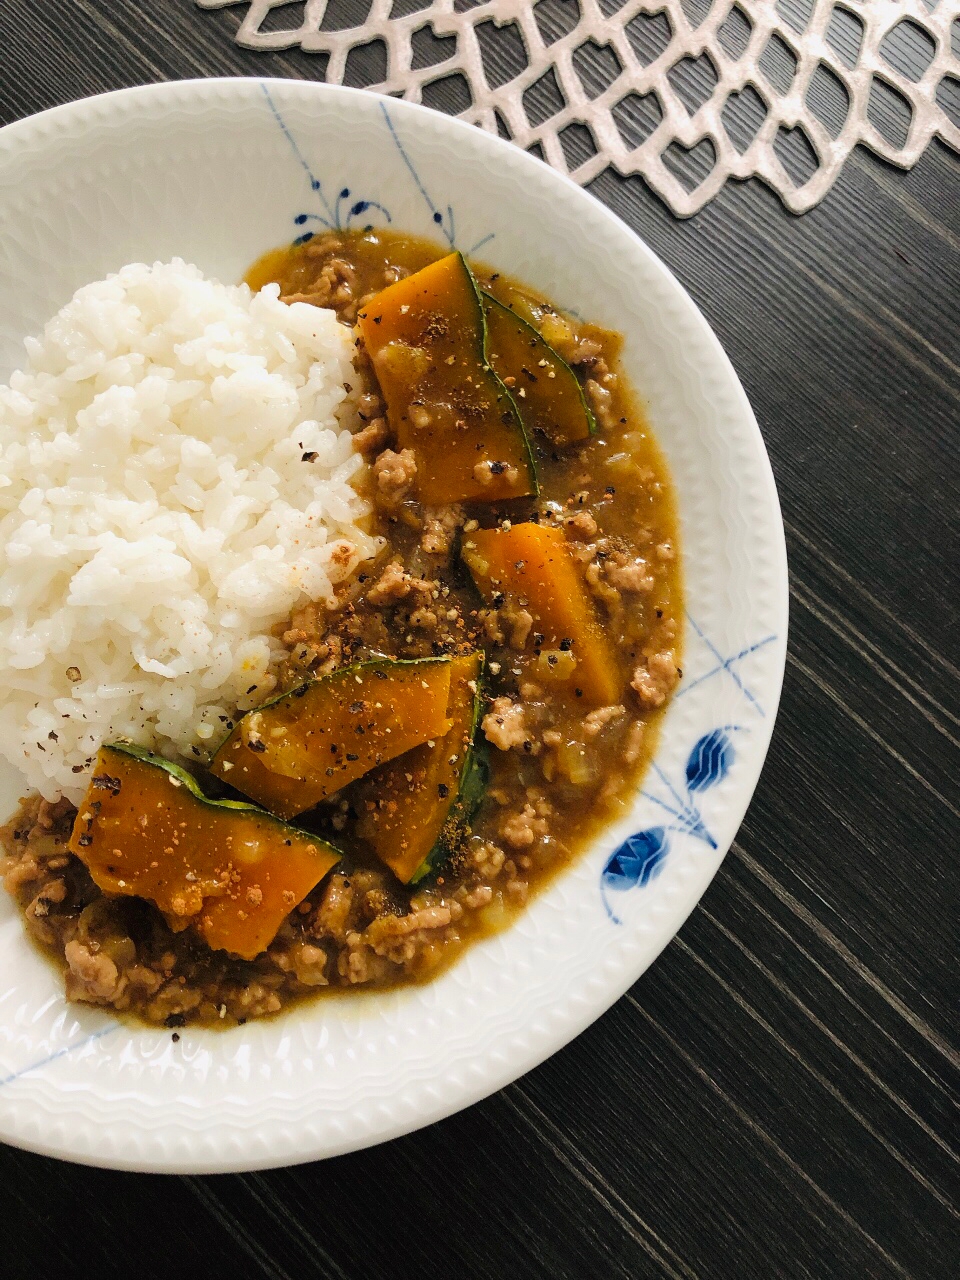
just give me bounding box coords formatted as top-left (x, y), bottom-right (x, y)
top-left (1, 3), bottom-right (957, 1277)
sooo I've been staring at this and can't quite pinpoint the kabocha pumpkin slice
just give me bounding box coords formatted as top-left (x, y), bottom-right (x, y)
top-left (486, 284), bottom-right (623, 366)
top-left (357, 252), bottom-right (536, 504)
top-left (462, 521), bottom-right (620, 706)
top-left (69, 744), bottom-right (340, 960)
top-left (210, 657), bottom-right (452, 820)
top-left (354, 651), bottom-right (487, 884)
top-left (483, 293), bottom-right (595, 445)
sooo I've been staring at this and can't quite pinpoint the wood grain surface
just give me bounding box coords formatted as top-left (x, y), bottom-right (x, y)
top-left (0, 3), bottom-right (957, 1277)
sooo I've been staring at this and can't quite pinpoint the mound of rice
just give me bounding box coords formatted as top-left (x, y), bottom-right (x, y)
top-left (0, 259), bottom-right (381, 802)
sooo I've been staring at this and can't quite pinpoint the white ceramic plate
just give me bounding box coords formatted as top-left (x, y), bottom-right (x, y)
top-left (0, 79), bottom-right (787, 1173)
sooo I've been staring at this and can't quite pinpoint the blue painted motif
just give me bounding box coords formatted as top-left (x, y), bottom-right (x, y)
top-left (260, 87), bottom-right (494, 255)
top-left (601, 828), bottom-right (669, 923)
top-left (377, 101), bottom-right (495, 255)
top-left (378, 100), bottom-right (459, 248)
top-left (261, 85), bottom-right (392, 243)
top-left (601, 732), bottom-right (732, 921)
top-left (603, 615), bottom-right (777, 923)
top-left (685, 727), bottom-right (734, 793)
top-left (0, 1023), bottom-right (119, 1089)
top-left (675, 617), bottom-right (776, 715)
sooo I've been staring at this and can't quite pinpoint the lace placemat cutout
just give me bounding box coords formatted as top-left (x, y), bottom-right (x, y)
top-left (198, 0), bottom-right (960, 215)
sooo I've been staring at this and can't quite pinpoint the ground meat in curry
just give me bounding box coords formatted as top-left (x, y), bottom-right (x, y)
top-left (0, 229), bottom-right (682, 1028)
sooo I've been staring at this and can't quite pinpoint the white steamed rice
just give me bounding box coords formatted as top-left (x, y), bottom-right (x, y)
top-left (0, 259), bottom-right (381, 802)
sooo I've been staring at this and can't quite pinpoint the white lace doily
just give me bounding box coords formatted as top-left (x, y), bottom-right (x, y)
top-left (198, 1), bottom-right (960, 215)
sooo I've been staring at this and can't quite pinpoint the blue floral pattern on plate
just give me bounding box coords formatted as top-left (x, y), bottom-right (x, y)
top-left (601, 620), bottom-right (776, 923)
top-left (263, 85), bottom-right (495, 255)
top-left (261, 85), bottom-right (392, 243)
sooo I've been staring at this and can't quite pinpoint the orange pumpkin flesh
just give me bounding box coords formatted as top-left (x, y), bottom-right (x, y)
top-left (210, 658), bottom-right (453, 820)
top-left (354, 651), bottom-right (484, 884)
top-left (357, 252), bottom-right (535, 505)
top-left (463, 521), bottom-right (621, 707)
top-left (69, 745), bottom-right (340, 960)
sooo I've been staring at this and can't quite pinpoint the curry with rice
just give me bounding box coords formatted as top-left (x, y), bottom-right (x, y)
top-left (1, 230), bottom-right (682, 1027)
